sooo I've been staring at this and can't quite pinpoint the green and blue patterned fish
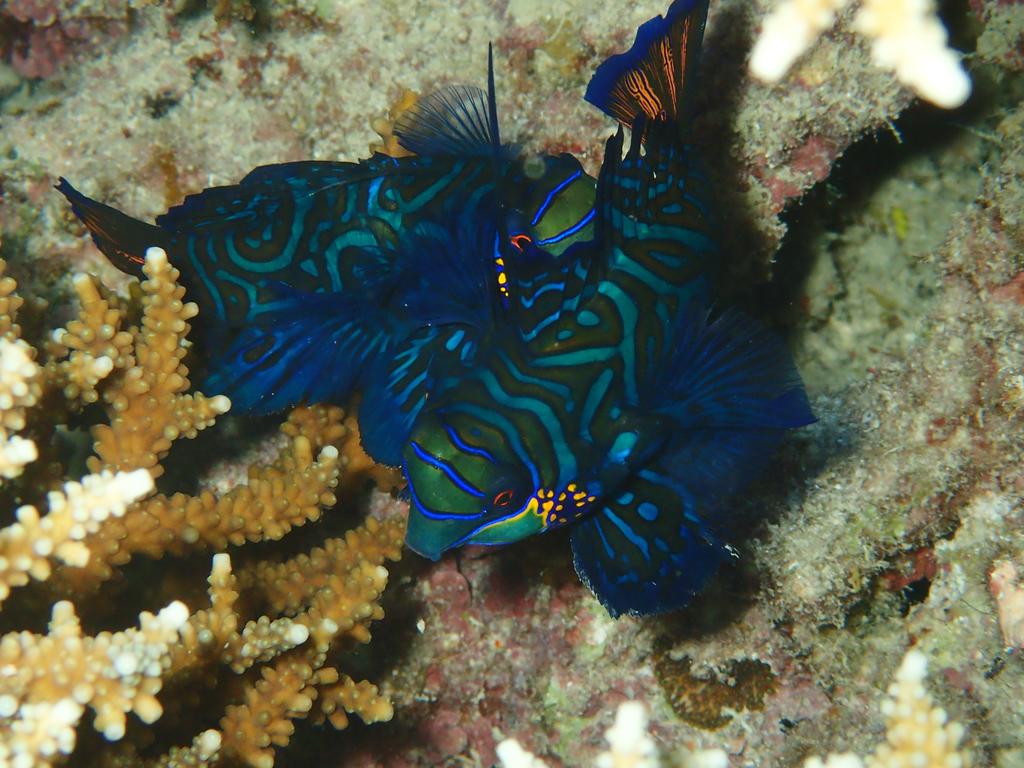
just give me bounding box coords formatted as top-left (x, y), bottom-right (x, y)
top-left (60, 0), bottom-right (813, 617)
top-left (399, 0), bottom-right (813, 616)
top-left (57, 48), bottom-right (597, 396)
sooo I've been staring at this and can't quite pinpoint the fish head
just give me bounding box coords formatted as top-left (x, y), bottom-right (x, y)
top-left (503, 153), bottom-right (597, 258)
top-left (403, 408), bottom-right (567, 559)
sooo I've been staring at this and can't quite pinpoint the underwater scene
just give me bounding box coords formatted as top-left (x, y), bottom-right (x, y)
top-left (0, 0), bottom-right (1022, 766)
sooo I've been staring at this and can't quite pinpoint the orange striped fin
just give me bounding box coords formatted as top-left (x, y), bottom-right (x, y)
top-left (585, 0), bottom-right (709, 130)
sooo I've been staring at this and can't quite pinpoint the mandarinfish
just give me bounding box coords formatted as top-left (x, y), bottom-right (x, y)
top-left (60, 0), bottom-right (813, 617)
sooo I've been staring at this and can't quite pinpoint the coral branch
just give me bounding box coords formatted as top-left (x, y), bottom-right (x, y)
top-left (749, 0), bottom-right (847, 82)
top-left (0, 598), bottom-right (190, 768)
top-left (0, 260), bottom-right (40, 482)
top-left (0, 338), bottom-right (40, 480)
top-left (0, 469), bottom-right (153, 606)
top-left (750, 0), bottom-right (971, 108)
top-left (81, 248), bottom-right (230, 478)
top-left (70, 406), bottom-right (345, 585)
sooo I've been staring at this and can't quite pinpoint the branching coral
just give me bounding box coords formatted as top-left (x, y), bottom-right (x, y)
top-left (56, 248), bottom-right (231, 478)
top-left (67, 405), bottom-right (344, 585)
top-left (163, 541), bottom-right (400, 768)
top-left (750, 0), bottom-right (971, 108)
top-left (0, 248), bottom-right (405, 767)
top-left (496, 652), bottom-right (969, 768)
top-left (369, 89), bottom-right (420, 159)
top-left (1, 599), bottom-right (191, 763)
top-left (0, 468), bottom-right (154, 605)
top-left (0, 337), bottom-right (40, 480)
top-left (804, 651), bottom-right (970, 768)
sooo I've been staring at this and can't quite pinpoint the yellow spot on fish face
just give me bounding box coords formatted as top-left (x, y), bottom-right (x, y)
top-left (527, 481), bottom-right (600, 529)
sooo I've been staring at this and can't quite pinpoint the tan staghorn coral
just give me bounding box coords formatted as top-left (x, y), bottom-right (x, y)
top-left (0, 336), bottom-right (41, 480)
top-left (0, 262), bottom-right (24, 343)
top-left (0, 599), bottom-right (191, 763)
top-left (0, 247), bottom-right (406, 767)
top-left (235, 516), bottom-right (407, 620)
top-left (66, 248), bottom-right (230, 477)
top-left (370, 89), bottom-right (421, 159)
top-left (0, 468), bottom-right (154, 606)
top-left (163, 538), bottom-right (400, 768)
top-left (67, 405), bottom-right (345, 585)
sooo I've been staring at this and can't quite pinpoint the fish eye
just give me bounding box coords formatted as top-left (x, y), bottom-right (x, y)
top-left (492, 489), bottom-right (515, 508)
top-left (509, 233), bottom-right (532, 252)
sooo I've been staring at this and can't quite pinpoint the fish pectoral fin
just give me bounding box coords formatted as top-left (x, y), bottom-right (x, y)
top-left (604, 408), bottom-right (670, 466)
top-left (570, 476), bottom-right (728, 618)
top-left (357, 339), bottom-right (436, 467)
top-left (575, 337), bottom-right (811, 619)
top-left (202, 290), bottom-right (387, 415)
top-left (390, 220), bottom-right (502, 329)
top-left (648, 305), bottom-right (815, 432)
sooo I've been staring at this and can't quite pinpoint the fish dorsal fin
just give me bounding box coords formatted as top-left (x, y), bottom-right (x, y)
top-left (156, 161), bottom-right (368, 232)
top-left (487, 43), bottom-right (502, 153)
top-left (393, 84), bottom-right (500, 157)
top-left (585, 0), bottom-right (709, 128)
top-left (484, 41), bottom-right (520, 309)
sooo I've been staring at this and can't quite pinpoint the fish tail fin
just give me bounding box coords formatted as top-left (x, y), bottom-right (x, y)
top-left (56, 178), bottom-right (168, 275)
top-left (585, 0), bottom-right (709, 130)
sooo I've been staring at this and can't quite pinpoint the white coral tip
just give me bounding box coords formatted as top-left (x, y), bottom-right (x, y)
top-left (144, 246), bottom-right (169, 267)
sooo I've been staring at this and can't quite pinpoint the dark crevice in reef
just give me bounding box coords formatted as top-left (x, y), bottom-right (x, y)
top-left (751, 94), bottom-right (989, 341)
top-left (692, 2), bottom-right (765, 297)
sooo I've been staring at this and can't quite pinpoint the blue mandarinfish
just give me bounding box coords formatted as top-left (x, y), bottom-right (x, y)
top-left (60, 0), bottom-right (813, 617)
